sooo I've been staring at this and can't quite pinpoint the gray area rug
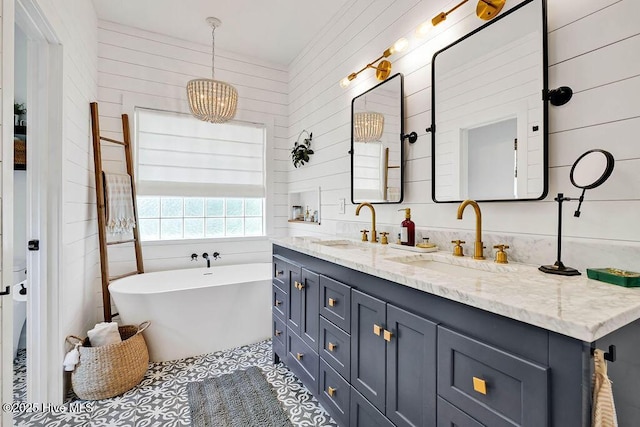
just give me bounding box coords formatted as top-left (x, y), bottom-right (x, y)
top-left (187, 366), bottom-right (294, 427)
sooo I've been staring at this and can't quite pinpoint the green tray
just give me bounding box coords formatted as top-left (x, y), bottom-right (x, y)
top-left (587, 268), bottom-right (640, 288)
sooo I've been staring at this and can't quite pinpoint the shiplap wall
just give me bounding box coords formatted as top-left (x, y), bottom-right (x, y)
top-left (287, 0), bottom-right (640, 260)
top-left (96, 21), bottom-right (289, 314)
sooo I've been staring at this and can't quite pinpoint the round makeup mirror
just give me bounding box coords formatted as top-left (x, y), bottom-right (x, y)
top-left (570, 149), bottom-right (615, 189)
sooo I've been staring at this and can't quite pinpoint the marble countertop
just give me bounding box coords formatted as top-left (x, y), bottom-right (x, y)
top-left (273, 236), bottom-right (640, 342)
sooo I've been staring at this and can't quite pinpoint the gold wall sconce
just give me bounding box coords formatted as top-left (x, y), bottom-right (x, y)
top-left (431, 0), bottom-right (506, 26)
top-left (340, 38), bottom-right (409, 88)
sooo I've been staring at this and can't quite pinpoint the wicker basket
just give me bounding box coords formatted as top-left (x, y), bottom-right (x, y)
top-left (66, 321), bottom-right (150, 400)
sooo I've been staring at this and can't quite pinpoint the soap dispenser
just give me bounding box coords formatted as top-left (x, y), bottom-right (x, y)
top-left (398, 208), bottom-right (415, 246)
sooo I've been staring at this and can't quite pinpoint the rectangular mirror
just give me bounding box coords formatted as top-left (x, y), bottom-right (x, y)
top-left (352, 73), bottom-right (404, 204)
top-left (431, 0), bottom-right (548, 202)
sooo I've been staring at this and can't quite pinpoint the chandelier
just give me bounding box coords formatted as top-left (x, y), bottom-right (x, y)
top-left (353, 112), bottom-right (384, 142)
top-left (187, 17), bottom-right (238, 123)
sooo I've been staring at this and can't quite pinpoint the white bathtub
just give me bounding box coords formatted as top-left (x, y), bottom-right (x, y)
top-left (109, 263), bottom-right (272, 362)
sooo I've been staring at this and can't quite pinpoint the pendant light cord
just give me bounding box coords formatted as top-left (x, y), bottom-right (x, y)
top-left (211, 25), bottom-right (216, 80)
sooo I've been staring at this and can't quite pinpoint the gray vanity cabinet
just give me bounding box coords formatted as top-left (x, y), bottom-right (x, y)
top-left (351, 289), bottom-right (438, 427)
top-left (273, 245), bottom-right (591, 427)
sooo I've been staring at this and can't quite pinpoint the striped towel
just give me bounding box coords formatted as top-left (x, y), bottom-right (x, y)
top-left (592, 349), bottom-right (618, 427)
top-left (103, 173), bottom-right (136, 234)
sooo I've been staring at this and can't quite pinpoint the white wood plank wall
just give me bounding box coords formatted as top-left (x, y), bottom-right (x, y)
top-left (286, 0), bottom-right (640, 253)
top-left (96, 21), bottom-right (289, 315)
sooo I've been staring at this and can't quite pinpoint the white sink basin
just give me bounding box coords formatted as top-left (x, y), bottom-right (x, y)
top-left (385, 254), bottom-right (518, 278)
top-left (315, 239), bottom-right (367, 250)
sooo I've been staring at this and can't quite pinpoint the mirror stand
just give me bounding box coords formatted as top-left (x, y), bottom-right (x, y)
top-left (539, 192), bottom-right (581, 276)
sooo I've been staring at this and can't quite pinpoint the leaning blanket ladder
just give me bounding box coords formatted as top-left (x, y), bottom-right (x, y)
top-left (90, 102), bottom-right (144, 322)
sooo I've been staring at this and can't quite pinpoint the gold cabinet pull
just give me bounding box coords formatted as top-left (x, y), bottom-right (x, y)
top-left (383, 329), bottom-right (393, 342)
top-left (373, 324), bottom-right (382, 336)
top-left (274, 330), bottom-right (282, 336)
top-left (328, 386), bottom-right (336, 397)
top-left (472, 377), bottom-right (487, 395)
top-left (328, 297), bottom-right (336, 307)
top-left (295, 281), bottom-right (305, 290)
top-left (274, 299), bottom-right (282, 306)
top-left (328, 342), bottom-right (337, 352)
top-left (296, 352), bottom-right (304, 361)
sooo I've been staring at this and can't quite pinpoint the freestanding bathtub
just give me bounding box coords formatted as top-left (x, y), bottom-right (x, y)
top-left (109, 263), bottom-right (272, 362)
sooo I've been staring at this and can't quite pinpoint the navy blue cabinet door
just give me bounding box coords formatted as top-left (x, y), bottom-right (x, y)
top-left (350, 386), bottom-right (395, 427)
top-left (351, 289), bottom-right (387, 413)
top-left (386, 304), bottom-right (437, 427)
top-left (301, 268), bottom-right (320, 352)
top-left (287, 266), bottom-right (302, 336)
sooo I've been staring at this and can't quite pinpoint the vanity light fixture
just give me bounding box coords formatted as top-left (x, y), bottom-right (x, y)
top-left (187, 17), bottom-right (238, 123)
top-left (339, 38), bottom-right (409, 88)
top-left (431, 0), bottom-right (506, 26)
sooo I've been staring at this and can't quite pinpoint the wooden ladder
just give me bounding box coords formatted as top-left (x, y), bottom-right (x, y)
top-left (90, 102), bottom-right (144, 322)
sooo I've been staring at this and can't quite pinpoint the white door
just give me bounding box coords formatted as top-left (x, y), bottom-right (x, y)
top-left (1, 0), bottom-right (16, 424)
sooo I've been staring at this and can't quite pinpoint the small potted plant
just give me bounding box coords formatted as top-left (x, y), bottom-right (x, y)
top-left (291, 130), bottom-right (313, 168)
top-left (14, 102), bottom-right (26, 126)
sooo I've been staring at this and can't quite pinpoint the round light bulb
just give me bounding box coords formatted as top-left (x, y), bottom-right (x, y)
top-left (340, 77), bottom-right (351, 88)
top-left (393, 37), bottom-right (409, 53)
top-left (415, 21), bottom-right (432, 38)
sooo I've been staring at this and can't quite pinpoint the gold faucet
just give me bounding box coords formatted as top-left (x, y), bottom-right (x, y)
top-left (457, 199), bottom-right (484, 260)
top-left (355, 202), bottom-right (377, 243)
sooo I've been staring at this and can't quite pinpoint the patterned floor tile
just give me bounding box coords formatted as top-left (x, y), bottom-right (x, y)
top-left (13, 339), bottom-right (337, 427)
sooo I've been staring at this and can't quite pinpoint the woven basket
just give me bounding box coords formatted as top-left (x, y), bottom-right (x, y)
top-left (66, 321), bottom-right (150, 400)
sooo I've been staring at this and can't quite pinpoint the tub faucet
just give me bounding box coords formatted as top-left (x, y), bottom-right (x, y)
top-left (355, 202), bottom-right (378, 243)
top-left (202, 252), bottom-right (211, 268)
top-left (456, 199), bottom-right (485, 260)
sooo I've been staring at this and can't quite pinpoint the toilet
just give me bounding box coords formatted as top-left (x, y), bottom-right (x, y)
top-left (12, 259), bottom-right (27, 360)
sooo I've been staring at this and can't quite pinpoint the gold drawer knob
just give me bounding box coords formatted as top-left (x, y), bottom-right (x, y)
top-left (295, 281), bottom-right (305, 290)
top-left (274, 330), bottom-right (282, 337)
top-left (373, 324), bottom-right (382, 336)
top-left (296, 352), bottom-right (304, 361)
top-left (328, 298), bottom-right (337, 307)
top-left (328, 342), bottom-right (337, 352)
top-left (274, 299), bottom-right (282, 306)
top-left (383, 329), bottom-right (393, 342)
top-left (328, 386), bottom-right (336, 397)
top-left (473, 377), bottom-right (487, 395)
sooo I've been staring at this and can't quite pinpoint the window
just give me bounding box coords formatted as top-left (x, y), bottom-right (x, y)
top-left (134, 108), bottom-right (266, 241)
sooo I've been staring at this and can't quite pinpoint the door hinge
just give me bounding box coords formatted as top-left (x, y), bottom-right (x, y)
top-left (28, 240), bottom-right (40, 251)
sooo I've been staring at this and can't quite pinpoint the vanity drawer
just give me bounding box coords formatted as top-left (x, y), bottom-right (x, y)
top-left (272, 283), bottom-right (287, 320)
top-left (318, 359), bottom-right (350, 427)
top-left (320, 316), bottom-right (350, 381)
top-left (287, 329), bottom-right (319, 393)
top-left (273, 313), bottom-right (287, 349)
top-left (437, 397), bottom-right (483, 427)
top-left (320, 275), bottom-right (351, 333)
top-left (273, 256), bottom-right (287, 287)
top-left (438, 326), bottom-right (549, 427)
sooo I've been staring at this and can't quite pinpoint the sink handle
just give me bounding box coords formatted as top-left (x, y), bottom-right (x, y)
top-left (380, 232), bottom-right (389, 245)
top-left (451, 240), bottom-right (465, 257)
top-left (360, 230), bottom-right (369, 242)
top-left (493, 244), bottom-right (510, 264)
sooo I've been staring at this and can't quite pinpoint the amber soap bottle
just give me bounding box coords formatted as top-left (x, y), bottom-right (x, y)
top-left (398, 208), bottom-right (415, 246)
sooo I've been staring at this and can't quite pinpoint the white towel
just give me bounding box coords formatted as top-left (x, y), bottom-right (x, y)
top-left (87, 322), bottom-right (122, 347)
top-left (592, 349), bottom-right (618, 427)
top-left (104, 173), bottom-right (136, 234)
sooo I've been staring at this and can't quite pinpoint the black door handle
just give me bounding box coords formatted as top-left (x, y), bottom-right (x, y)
top-left (28, 240), bottom-right (39, 251)
top-left (0, 286), bottom-right (10, 296)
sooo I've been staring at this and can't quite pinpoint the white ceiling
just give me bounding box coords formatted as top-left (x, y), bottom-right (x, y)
top-left (92, 0), bottom-right (349, 66)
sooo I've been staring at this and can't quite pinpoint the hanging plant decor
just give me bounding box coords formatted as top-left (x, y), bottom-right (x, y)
top-left (291, 130), bottom-right (314, 168)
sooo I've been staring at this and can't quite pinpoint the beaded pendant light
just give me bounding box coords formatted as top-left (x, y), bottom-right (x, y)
top-left (353, 111), bottom-right (384, 142)
top-left (187, 17), bottom-right (238, 123)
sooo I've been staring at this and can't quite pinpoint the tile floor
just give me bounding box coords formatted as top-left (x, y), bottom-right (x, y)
top-left (13, 340), bottom-right (337, 426)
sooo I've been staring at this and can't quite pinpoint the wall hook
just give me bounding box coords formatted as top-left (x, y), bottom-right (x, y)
top-left (401, 132), bottom-right (418, 144)
top-left (591, 344), bottom-right (616, 363)
top-left (548, 86), bottom-right (573, 106)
